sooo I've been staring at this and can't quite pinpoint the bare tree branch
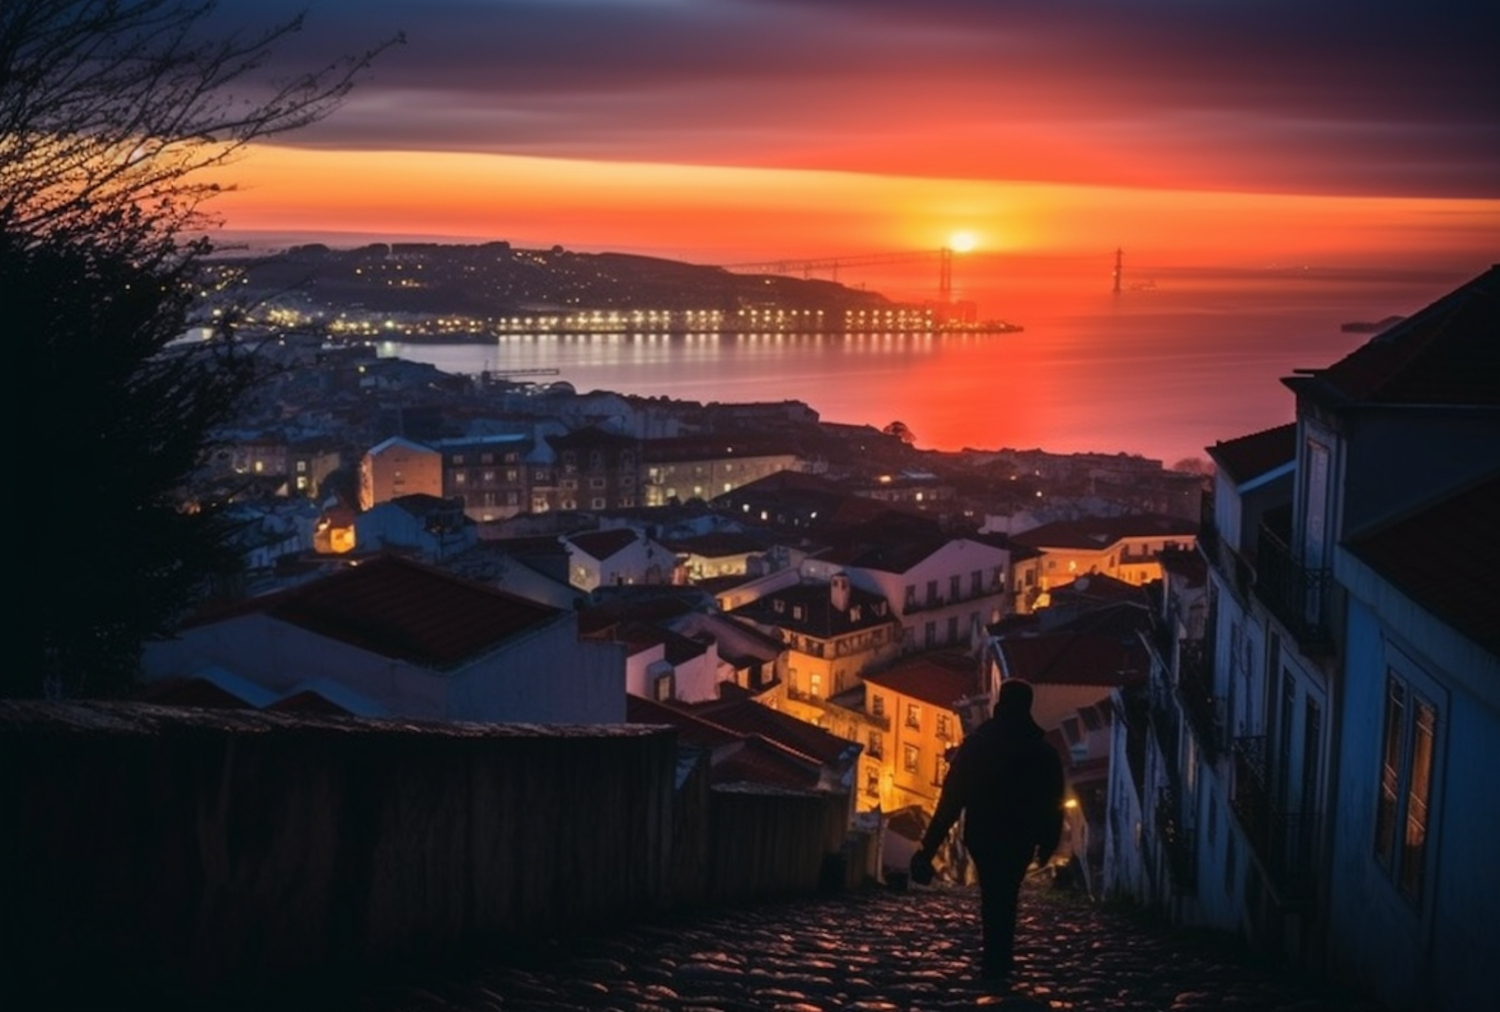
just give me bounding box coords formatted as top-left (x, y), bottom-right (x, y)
top-left (1, 0), bottom-right (401, 262)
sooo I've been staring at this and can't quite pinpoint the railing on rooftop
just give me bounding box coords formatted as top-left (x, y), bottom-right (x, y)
top-left (1230, 734), bottom-right (1314, 904)
top-left (1253, 520), bottom-right (1334, 655)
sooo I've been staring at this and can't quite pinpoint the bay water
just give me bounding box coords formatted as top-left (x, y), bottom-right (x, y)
top-left (383, 262), bottom-right (1482, 467)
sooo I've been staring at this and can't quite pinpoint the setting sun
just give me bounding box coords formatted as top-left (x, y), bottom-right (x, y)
top-left (948, 231), bottom-right (979, 253)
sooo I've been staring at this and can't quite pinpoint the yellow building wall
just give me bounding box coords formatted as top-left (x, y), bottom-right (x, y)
top-left (864, 685), bottom-right (963, 817)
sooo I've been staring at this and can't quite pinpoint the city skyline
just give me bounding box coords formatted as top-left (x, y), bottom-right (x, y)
top-left (210, 0), bottom-right (1499, 279)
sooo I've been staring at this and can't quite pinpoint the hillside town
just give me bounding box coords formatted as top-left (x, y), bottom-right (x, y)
top-left (123, 263), bottom-right (1500, 1011)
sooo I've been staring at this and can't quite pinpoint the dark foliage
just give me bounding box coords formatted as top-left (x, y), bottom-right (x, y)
top-left (7, 223), bottom-right (262, 697)
top-left (1, 2), bottom-right (394, 696)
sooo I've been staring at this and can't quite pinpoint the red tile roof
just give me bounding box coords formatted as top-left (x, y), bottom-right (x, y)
top-left (1049, 573), bottom-right (1151, 607)
top-left (189, 556), bottom-right (563, 668)
top-left (1207, 423), bottom-right (1297, 485)
top-left (861, 651), bottom-right (982, 708)
top-left (996, 604), bottom-right (1152, 687)
top-left (711, 735), bottom-right (823, 792)
top-left (686, 696), bottom-right (857, 768)
top-left (999, 634), bottom-right (1148, 687)
top-left (730, 580), bottom-right (896, 639)
top-left (627, 696), bottom-right (835, 792)
top-left (626, 694), bottom-right (743, 749)
top-left (1346, 471), bottom-right (1500, 656)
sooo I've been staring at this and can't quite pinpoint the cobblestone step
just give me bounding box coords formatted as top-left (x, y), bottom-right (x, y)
top-left (350, 883), bottom-right (1384, 1012)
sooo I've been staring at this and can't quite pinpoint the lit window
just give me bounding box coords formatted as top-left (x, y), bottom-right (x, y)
top-left (653, 671), bottom-right (674, 702)
top-left (1374, 671), bottom-right (1439, 904)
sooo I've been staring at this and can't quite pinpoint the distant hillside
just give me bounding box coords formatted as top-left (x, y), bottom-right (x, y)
top-left (204, 241), bottom-right (901, 319)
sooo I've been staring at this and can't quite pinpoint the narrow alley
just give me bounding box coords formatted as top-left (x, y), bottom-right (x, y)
top-left (347, 881), bottom-right (1385, 1012)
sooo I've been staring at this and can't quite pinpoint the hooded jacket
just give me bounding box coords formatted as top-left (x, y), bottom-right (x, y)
top-left (920, 709), bottom-right (1065, 861)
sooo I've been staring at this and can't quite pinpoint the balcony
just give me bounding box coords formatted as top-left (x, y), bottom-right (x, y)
top-left (1254, 520), bottom-right (1333, 654)
top-left (1230, 735), bottom-right (1314, 903)
top-left (901, 582), bottom-right (1004, 615)
top-left (1198, 493), bottom-right (1254, 601)
top-left (1176, 638), bottom-right (1222, 759)
top-left (1156, 784), bottom-right (1197, 894)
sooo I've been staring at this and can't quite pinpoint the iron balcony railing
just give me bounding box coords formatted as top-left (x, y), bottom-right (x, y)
top-left (901, 582), bottom-right (1005, 615)
top-left (1230, 735), bottom-right (1314, 903)
top-left (1254, 522), bottom-right (1334, 655)
top-left (1198, 491), bottom-right (1253, 601)
top-left (1176, 638), bottom-right (1222, 759)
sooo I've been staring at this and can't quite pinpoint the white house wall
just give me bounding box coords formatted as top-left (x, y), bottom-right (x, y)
top-left (810, 539), bottom-right (1010, 650)
top-left (145, 612), bottom-right (626, 724)
top-left (1103, 704), bottom-right (1146, 899)
top-left (623, 643), bottom-right (668, 699)
top-left (143, 613), bottom-right (449, 717)
top-left (1185, 773), bottom-right (1247, 934)
top-left (1326, 589), bottom-right (1500, 1012)
top-left (672, 639), bottom-right (723, 704)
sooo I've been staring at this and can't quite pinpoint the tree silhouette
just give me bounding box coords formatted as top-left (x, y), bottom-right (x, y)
top-left (883, 420), bottom-right (917, 444)
top-left (9, 229), bottom-right (261, 697)
top-left (1, 1), bottom-right (396, 697)
top-left (2, 0), bottom-right (398, 263)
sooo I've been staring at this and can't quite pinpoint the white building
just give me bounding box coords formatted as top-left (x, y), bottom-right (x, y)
top-left (1114, 264), bottom-right (1500, 1012)
top-left (800, 516), bottom-right (1012, 653)
top-left (144, 556), bottom-right (626, 724)
top-left (354, 494), bottom-right (477, 561)
top-left (562, 527), bottom-right (674, 591)
top-left (358, 436), bottom-right (442, 511)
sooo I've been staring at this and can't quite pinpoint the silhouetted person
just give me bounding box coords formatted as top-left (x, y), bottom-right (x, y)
top-left (910, 678), bottom-right (1065, 980)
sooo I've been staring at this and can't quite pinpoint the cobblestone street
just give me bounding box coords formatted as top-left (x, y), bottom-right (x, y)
top-left (350, 882), bottom-right (1385, 1012)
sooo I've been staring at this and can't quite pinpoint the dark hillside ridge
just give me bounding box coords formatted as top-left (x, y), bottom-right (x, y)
top-left (205, 241), bottom-right (899, 319)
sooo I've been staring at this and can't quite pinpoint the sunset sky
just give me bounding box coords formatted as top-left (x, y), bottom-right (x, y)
top-left (211, 0), bottom-right (1499, 288)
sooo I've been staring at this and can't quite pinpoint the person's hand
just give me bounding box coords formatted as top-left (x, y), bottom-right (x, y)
top-left (910, 849), bottom-right (935, 885)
